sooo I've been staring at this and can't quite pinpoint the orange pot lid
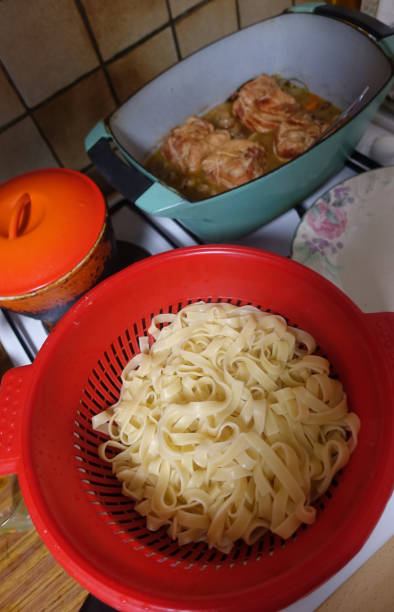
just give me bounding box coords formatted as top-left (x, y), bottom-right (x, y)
top-left (0, 168), bottom-right (106, 297)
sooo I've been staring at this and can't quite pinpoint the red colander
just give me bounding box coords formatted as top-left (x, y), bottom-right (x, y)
top-left (0, 246), bottom-right (393, 612)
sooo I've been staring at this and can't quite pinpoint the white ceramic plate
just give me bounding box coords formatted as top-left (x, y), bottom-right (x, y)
top-left (291, 165), bottom-right (394, 313)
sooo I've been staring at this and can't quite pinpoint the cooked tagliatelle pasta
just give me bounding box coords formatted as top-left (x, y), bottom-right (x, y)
top-left (92, 302), bottom-right (360, 553)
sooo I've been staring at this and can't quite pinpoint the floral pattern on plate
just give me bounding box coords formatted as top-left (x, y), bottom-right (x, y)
top-left (291, 166), bottom-right (394, 312)
top-left (292, 184), bottom-right (355, 282)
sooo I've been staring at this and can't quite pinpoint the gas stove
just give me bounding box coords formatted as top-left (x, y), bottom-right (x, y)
top-left (1, 111), bottom-right (393, 612)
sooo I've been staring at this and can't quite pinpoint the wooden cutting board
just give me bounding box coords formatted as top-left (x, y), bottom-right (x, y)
top-left (0, 527), bottom-right (87, 611)
top-left (0, 343), bottom-right (87, 611)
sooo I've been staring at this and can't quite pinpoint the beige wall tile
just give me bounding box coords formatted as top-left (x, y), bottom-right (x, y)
top-left (107, 28), bottom-right (178, 103)
top-left (0, 0), bottom-right (98, 108)
top-left (169, 0), bottom-right (201, 18)
top-left (82, 0), bottom-right (169, 61)
top-left (0, 66), bottom-right (25, 127)
top-left (176, 0), bottom-right (238, 58)
top-left (0, 117), bottom-right (58, 183)
top-left (34, 71), bottom-right (116, 170)
top-left (238, 0), bottom-right (292, 27)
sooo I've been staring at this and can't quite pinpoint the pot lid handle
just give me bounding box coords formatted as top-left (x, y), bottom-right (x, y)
top-left (8, 193), bottom-right (31, 240)
top-left (0, 168), bottom-right (107, 297)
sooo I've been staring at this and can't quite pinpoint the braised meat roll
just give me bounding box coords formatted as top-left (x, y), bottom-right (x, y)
top-left (162, 116), bottom-right (230, 173)
top-left (201, 139), bottom-right (267, 189)
top-left (274, 113), bottom-right (328, 161)
top-left (233, 74), bottom-right (300, 133)
top-left (145, 74), bottom-right (340, 201)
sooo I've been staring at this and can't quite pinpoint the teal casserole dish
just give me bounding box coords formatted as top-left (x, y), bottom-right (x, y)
top-left (85, 3), bottom-right (394, 242)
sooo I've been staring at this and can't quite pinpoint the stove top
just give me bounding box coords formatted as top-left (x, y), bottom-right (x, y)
top-left (1, 111), bottom-right (393, 612)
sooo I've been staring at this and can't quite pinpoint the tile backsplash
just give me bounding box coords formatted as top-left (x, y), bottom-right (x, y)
top-left (0, 0), bottom-right (374, 189)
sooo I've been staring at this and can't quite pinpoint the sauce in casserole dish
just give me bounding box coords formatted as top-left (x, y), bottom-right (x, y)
top-left (145, 74), bottom-right (340, 201)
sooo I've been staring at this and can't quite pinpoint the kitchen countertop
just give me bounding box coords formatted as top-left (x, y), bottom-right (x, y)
top-left (0, 524), bottom-right (393, 611)
top-left (318, 535), bottom-right (394, 612)
top-left (1, 113), bottom-right (393, 611)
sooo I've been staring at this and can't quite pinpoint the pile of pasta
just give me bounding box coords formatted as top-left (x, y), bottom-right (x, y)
top-left (93, 302), bottom-right (360, 553)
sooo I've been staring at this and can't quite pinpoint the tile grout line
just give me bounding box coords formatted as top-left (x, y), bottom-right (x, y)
top-left (0, 58), bottom-right (29, 113)
top-left (0, 59), bottom-right (63, 165)
top-left (0, 19), bottom-right (188, 137)
top-left (74, 0), bottom-right (120, 107)
top-left (0, 0), bottom-right (246, 171)
top-left (165, 0), bottom-right (182, 61)
top-left (0, 0), bottom-right (231, 133)
top-left (235, 0), bottom-right (241, 29)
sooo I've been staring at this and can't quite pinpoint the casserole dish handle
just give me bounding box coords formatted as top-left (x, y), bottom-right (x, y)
top-left (85, 121), bottom-right (185, 213)
top-left (85, 120), bottom-right (154, 204)
top-left (0, 365), bottom-right (32, 476)
top-left (290, 2), bottom-right (394, 57)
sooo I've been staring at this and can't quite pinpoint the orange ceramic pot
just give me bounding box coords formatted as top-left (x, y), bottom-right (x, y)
top-left (0, 168), bottom-right (115, 325)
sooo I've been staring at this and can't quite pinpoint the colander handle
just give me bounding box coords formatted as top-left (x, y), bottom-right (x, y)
top-left (365, 312), bottom-right (394, 394)
top-left (0, 365), bottom-right (32, 476)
